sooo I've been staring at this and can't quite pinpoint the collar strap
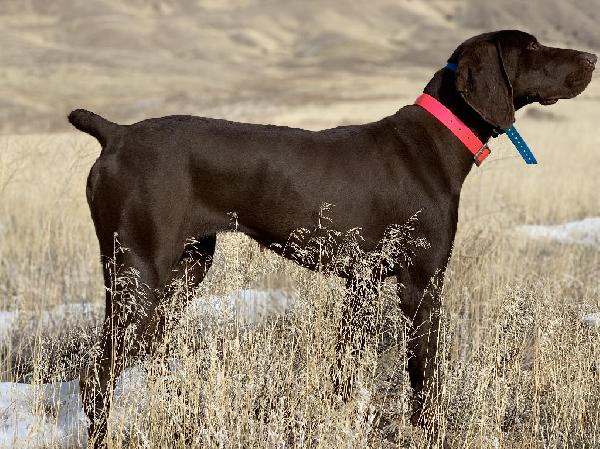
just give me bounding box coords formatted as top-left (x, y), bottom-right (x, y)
top-left (505, 127), bottom-right (537, 164)
top-left (446, 62), bottom-right (458, 72)
top-left (415, 93), bottom-right (491, 166)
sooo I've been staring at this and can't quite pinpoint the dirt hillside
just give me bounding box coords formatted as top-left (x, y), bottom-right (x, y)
top-left (1, 0), bottom-right (598, 134)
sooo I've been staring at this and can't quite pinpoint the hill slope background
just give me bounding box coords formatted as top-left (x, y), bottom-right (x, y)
top-left (1, 0), bottom-right (599, 134)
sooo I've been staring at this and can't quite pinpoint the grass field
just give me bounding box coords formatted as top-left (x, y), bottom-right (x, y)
top-left (0, 79), bottom-right (599, 449)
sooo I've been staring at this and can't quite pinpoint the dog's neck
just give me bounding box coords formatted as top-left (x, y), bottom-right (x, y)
top-left (423, 68), bottom-right (498, 143)
top-left (415, 69), bottom-right (500, 184)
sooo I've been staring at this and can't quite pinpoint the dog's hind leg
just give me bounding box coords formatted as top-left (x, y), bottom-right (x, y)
top-left (81, 246), bottom-right (163, 447)
top-left (141, 234), bottom-right (217, 355)
top-left (81, 230), bottom-right (201, 448)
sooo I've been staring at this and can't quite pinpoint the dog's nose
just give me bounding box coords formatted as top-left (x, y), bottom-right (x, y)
top-left (580, 52), bottom-right (597, 67)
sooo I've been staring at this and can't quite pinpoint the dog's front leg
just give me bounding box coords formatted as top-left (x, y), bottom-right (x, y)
top-left (396, 253), bottom-right (449, 435)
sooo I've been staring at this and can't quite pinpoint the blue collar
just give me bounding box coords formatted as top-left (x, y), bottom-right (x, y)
top-left (444, 62), bottom-right (537, 164)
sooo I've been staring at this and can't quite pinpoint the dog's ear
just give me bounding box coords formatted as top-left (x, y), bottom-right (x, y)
top-left (454, 40), bottom-right (515, 130)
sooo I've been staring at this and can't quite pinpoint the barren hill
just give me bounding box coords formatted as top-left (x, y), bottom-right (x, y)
top-left (1, 0), bottom-right (598, 134)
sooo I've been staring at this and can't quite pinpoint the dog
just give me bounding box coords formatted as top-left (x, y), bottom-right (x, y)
top-left (69, 30), bottom-right (595, 447)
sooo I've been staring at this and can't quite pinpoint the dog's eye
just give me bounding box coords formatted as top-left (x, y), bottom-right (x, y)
top-left (527, 42), bottom-right (540, 51)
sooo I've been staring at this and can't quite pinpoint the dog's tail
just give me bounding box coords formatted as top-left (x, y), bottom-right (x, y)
top-left (68, 109), bottom-right (121, 149)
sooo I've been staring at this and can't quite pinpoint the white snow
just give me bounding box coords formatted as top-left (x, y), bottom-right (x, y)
top-left (582, 312), bottom-right (600, 329)
top-left (0, 289), bottom-right (297, 448)
top-left (189, 288), bottom-right (298, 325)
top-left (0, 289), bottom-right (297, 345)
top-left (0, 367), bottom-right (149, 449)
top-left (517, 217), bottom-right (600, 247)
top-left (0, 302), bottom-right (101, 347)
top-left (0, 379), bottom-right (86, 449)
top-left (0, 311), bottom-right (18, 344)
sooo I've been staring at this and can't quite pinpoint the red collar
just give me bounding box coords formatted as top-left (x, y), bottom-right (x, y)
top-left (415, 93), bottom-right (490, 166)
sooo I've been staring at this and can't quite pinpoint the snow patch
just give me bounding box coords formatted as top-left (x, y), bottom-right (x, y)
top-left (0, 289), bottom-right (297, 448)
top-left (582, 312), bottom-right (600, 329)
top-left (0, 289), bottom-right (297, 348)
top-left (189, 288), bottom-right (298, 325)
top-left (0, 380), bottom-right (86, 449)
top-left (0, 311), bottom-right (18, 344)
top-left (517, 217), bottom-right (600, 247)
top-left (0, 302), bottom-right (101, 346)
top-left (0, 367), bottom-right (149, 449)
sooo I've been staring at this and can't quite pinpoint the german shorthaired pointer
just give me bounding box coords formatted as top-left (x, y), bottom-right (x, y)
top-left (69, 30), bottom-right (595, 447)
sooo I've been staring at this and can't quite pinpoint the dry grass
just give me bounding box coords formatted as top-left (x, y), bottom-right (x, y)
top-left (0, 89), bottom-right (599, 449)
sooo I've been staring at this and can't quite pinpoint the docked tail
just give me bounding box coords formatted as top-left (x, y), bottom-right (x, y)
top-left (68, 109), bottom-right (121, 148)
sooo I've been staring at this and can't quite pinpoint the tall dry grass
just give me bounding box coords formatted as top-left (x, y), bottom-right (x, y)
top-left (0, 94), bottom-right (599, 448)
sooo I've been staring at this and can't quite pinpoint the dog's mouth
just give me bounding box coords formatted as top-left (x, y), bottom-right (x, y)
top-left (535, 66), bottom-right (595, 106)
top-left (536, 79), bottom-right (591, 105)
top-left (523, 95), bottom-right (560, 106)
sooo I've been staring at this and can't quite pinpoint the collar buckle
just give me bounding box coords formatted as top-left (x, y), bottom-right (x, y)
top-left (473, 143), bottom-right (491, 167)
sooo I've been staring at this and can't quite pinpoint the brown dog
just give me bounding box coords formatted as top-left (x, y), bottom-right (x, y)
top-left (69, 30), bottom-right (595, 447)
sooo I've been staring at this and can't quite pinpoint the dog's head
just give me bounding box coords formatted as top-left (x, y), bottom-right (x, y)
top-left (449, 30), bottom-right (596, 129)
